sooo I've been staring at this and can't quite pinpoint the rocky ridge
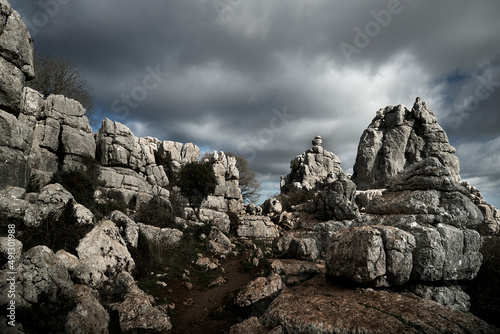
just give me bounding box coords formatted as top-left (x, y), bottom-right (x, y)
top-left (0, 1), bottom-right (499, 333)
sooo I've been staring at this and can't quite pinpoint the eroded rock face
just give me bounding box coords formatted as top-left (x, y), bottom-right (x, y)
top-left (410, 284), bottom-right (470, 312)
top-left (354, 216), bottom-right (483, 282)
top-left (327, 225), bottom-right (415, 287)
top-left (65, 284), bottom-right (110, 334)
top-left (25, 90), bottom-right (96, 185)
top-left (0, 245), bottom-right (74, 308)
top-left (280, 136), bottom-right (343, 192)
top-left (235, 274), bottom-right (284, 307)
top-left (0, 109), bottom-right (33, 189)
top-left (237, 216), bottom-right (279, 239)
top-left (315, 177), bottom-right (359, 221)
top-left (352, 98), bottom-right (460, 190)
top-left (0, 0), bottom-right (34, 113)
top-left (113, 272), bottom-right (172, 334)
top-left (137, 223), bottom-right (183, 259)
top-left (73, 220), bottom-right (135, 288)
top-left (260, 276), bottom-right (499, 334)
top-left (23, 183), bottom-right (79, 227)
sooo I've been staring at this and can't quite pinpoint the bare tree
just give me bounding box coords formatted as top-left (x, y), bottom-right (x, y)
top-left (27, 52), bottom-right (96, 126)
top-left (226, 153), bottom-right (261, 204)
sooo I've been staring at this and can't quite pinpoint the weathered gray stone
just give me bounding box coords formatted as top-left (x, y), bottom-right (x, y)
top-left (327, 225), bottom-right (415, 286)
top-left (262, 196), bottom-right (283, 215)
top-left (114, 272), bottom-right (172, 333)
top-left (110, 210), bottom-right (139, 248)
top-left (230, 317), bottom-right (283, 334)
top-left (0, 110), bottom-right (33, 189)
top-left (356, 216), bottom-right (483, 282)
top-left (260, 276), bottom-right (499, 334)
top-left (137, 223), bottom-right (183, 258)
top-left (235, 273), bottom-right (284, 307)
top-left (237, 216), bottom-right (279, 239)
top-left (65, 284), bottom-right (110, 334)
top-left (23, 183), bottom-right (74, 227)
top-left (208, 226), bottom-right (233, 255)
top-left (315, 178), bottom-right (359, 220)
top-left (352, 98), bottom-right (460, 190)
top-left (281, 136), bottom-right (343, 192)
top-left (73, 220), bottom-right (135, 288)
top-left (410, 283), bottom-right (470, 312)
top-left (0, 245), bottom-right (74, 308)
top-left (0, 1), bottom-right (34, 79)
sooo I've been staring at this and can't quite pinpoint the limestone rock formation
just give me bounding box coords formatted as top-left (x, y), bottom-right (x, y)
top-left (327, 225), bottom-right (415, 286)
top-left (73, 220), bottom-right (135, 288)
top-left (270, 259), bottom-right (326, 286)
top-left (260, 276), bottom-right (499, 334)
top-left (409, 284), bottom-right (470, 312)
top-left (110, 210), bottom-right (140, 248)
top-left (280, 136), bottom-right (343, 192)
top-left (0, 108), bottom-right (33, 189)
top-left (23, 183), bottom-right (75, 227)
top-left (352, 98), bottom-right (460, 190)
top-left (96, 119), bottom-right (170, 207)
top-left (207, 226), bottom-right (233, 255)
top-left (0, 245), bottom-right (74, 308)
top-left (23, 89), bottom-right (96, 185)
top-left (235, 273), bottom-right (284, 307)
top-left (237, 216), bottom-right (279, 239)
top-left (157, 139), bottom-right (200, 172)
top-left (65, 284), bottom-right (110, 334)
top-left (137, 223), bottom-right (183, 258)
top-left (113, 272), bottom-right (172, 333)
top-left (203, 151), bottom-right (242, 213)
top-left (315, 177), bottom-right (359, 221)
top-left (0, 0), bottom-right (34, 113)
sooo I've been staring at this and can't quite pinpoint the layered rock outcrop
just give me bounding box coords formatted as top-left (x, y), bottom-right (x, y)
top-left (280, 136), bottom-right (343, 192)
top-left (352, 98), bottom-right (460, 190)
top-left (0, 1), bottom-right (35, 189)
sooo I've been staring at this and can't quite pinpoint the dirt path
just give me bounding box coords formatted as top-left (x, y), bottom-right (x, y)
top-left (168, 256), bottom-right (260, 334)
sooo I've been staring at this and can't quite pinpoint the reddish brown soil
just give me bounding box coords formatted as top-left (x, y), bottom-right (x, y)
top-left (167, 256), bottom-right (261, 334)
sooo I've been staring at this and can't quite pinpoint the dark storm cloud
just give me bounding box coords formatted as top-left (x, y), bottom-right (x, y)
top-left (10, 0), bottom-right (500, 205)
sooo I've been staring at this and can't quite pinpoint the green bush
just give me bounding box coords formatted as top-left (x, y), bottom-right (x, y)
top-left (135, 196), bottom-right (177, 229)
top-left (177, 161), bottom-right (216, 212)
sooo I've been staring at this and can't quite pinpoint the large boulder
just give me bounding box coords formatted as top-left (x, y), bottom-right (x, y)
top-left (73, 220), bottom-right (135, 288)
top-left (327, 225), bottom-right (415, 286)
top-left (235, 274), bottom-right (284, 307)
top-left (354, 215), bottom-right (483, 282)
top-left (237, 216), bottom-right (279, 240)
top-left (260, 276), bottom-right (499, 334)
top-left (280, 136), bottom-right (343, 192)
top-left (0, 245), bottom-right (74, 308)
top-left (113, 272), bottom-right (172, 334)
top-left (352, 98), bottom-right (460, 190)
top-left (315, 177), bottom-right (359, 221)
top-left (65, 284), bottom-right (110, 334)
top-left (26, 93), bottom-right (96, 181)
top-left (23, 183), bottom-right (74, 227)
top-left (0, 109), bottom-right (33, 189)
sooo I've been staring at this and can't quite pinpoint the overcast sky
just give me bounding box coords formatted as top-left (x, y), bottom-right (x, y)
top-left (11, 0), bottom-right (500, 206)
